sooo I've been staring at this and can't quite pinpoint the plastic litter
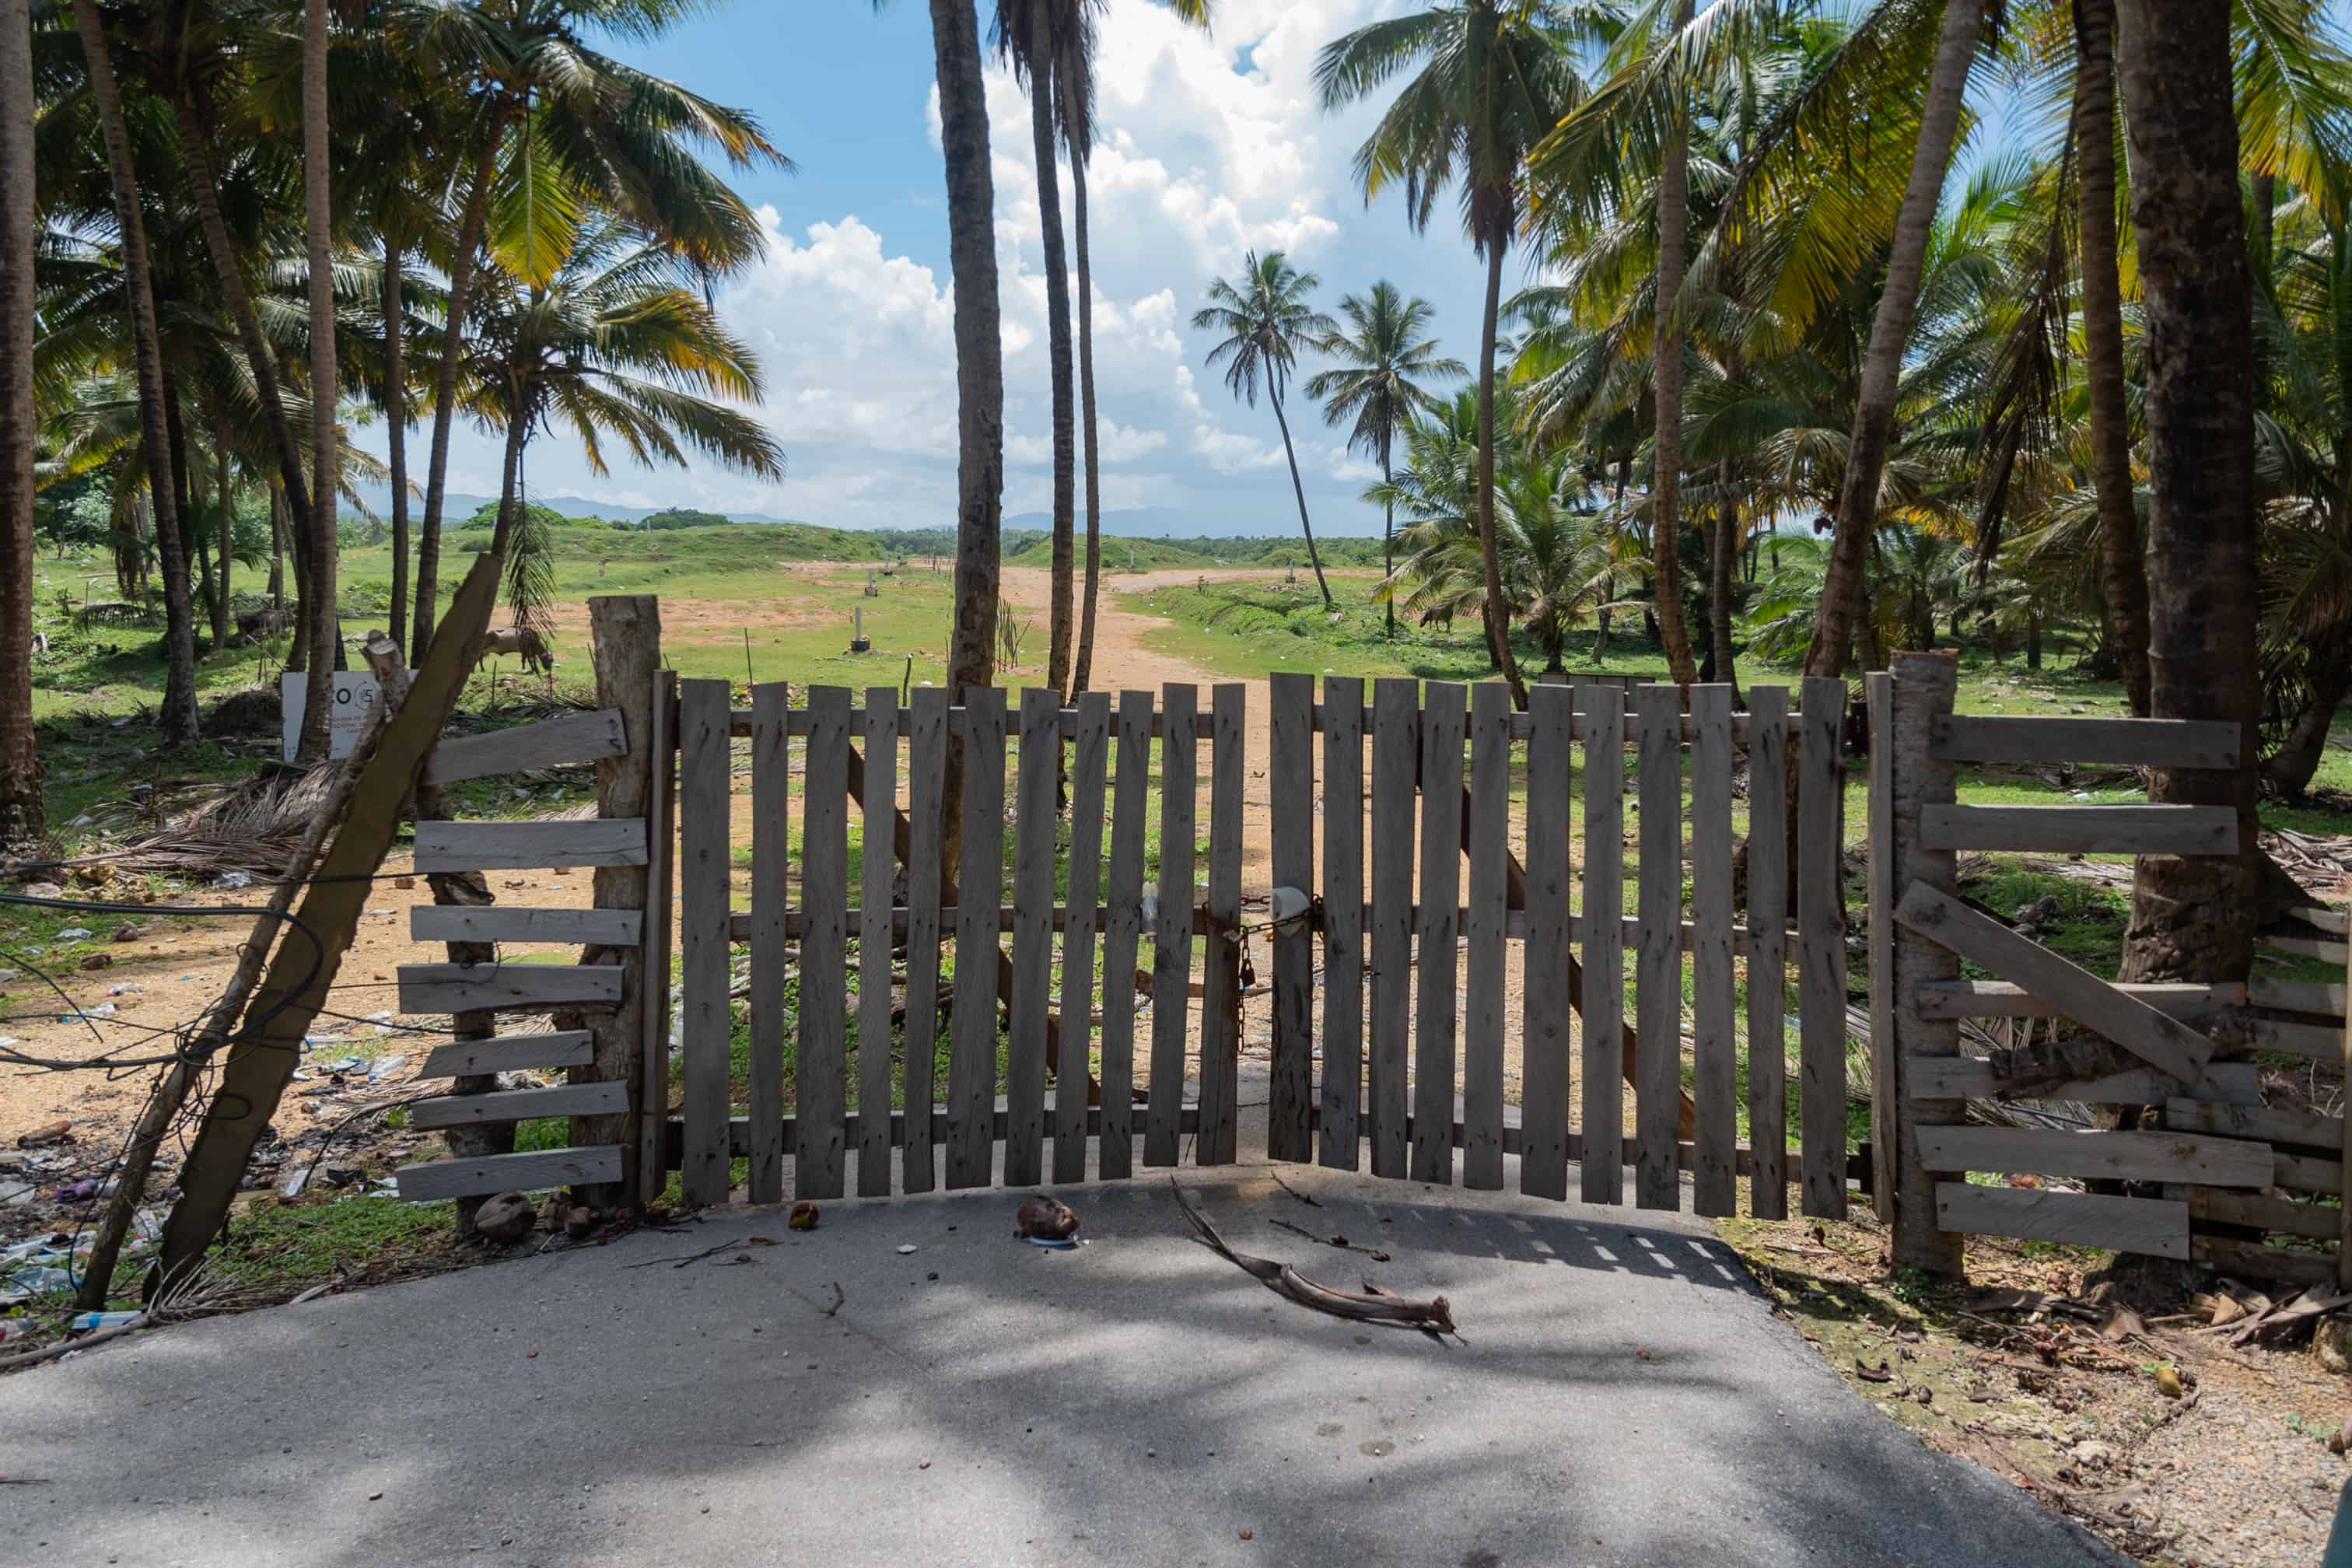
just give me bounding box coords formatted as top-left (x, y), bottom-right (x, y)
top-left (218, 870), bottom-right (253, 890)
top-left (895, 1244), bottom-right (918, 1255)
top-left (0, 1321), bottom-right (42, 1344)
top-left (0, 968), bottom-right (17, 983)
top-left (364, 1010), bottom-right (395, 1024)
top-left (366, 1055), bottom-right (407, 1082)
top-left (56, 927), bottom-right (92, 941)
top-left (5, 1265), bottom-right (73, 1294)
top-left (69, 1311), bottom-right (142, 1332)
top-left (103, 982), bottom-right (143, 997)
top-left (60, 1003), bottom-right (116, 1022)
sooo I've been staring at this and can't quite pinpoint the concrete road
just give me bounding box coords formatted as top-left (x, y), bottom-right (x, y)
top-left (0, 1154), bottom-right (2124, 1568)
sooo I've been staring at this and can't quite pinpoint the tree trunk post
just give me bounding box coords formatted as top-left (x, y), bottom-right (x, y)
top-left (1882, 649), bottom-right (1964, 1276)
top-left (0, 0), bottom-right (37, 850)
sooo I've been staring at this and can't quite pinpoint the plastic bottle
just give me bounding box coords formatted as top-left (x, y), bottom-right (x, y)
top-left (68, 1310), bottom-right (142, 1332)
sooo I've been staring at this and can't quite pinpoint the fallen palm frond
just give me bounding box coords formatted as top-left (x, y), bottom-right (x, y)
top-left (1169, 1177), bottom-right (1456, 1336)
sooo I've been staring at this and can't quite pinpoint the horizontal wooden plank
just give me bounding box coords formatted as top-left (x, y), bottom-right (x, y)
top-left (2262, 935), bottom-right (2350, 964)
top-left (2277, 1150), bottom-right (2343, 1195)
top-left (2248, 977), bottom-right (2350, 1017)
top-left (730, 706), bottom-right (1220, 741)
top-left (2190, 1188), bottom-right (2342, 1241)
top-left (723, 902), bottom-right (1213, 943)
top-left (418, 1030), bottom-right (597, 1078)
top-left (1913, 979), bottom-right (2242, 1020)
top-left (2294, 906), bottom-right (2351, 936)
top-left (410, 1080), bottom-right (629, 1129)
top-left (2193, 1235), bottom-right (2337, 1288)
top-left (2166, 1097), bottom-right (2343, 1152)
top-left (394, 1144), bottom-right (622, 1201)
top-left (1936, 1183), bottom-right (2189, 1259)
top-left (412, 818), bottom-right (647, 873)
top-left (1915, 1125), bottom-right (2274, 1188)
top-left (1918, 803), bottom-right (2238, 856)
top-left (2246, 1017), bottom-right (2347, 1060)
top-left (397, 962), bottom-right (625, 1013)
top-left (410, 905), bottom-right (642, 947)
top-left (1906, 1057), bottom-right (2259, 1106)
top-left (1930, 714), bottom-right (2239, 769)
top-left (422, 709), bottom-right (628, 785)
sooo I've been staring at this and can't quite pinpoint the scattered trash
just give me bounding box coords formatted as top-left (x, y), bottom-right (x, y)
top-left (3, 1266), bottom-right (72, 1295)
top-left (217, 871), bottom-right (252, 890)
top-left (323, 1168), bottom-right (365, 1188)
top-left (0, 969), bottom-right (16, 983)
top-left (788, 1201), bottom-right (820, 1232)
top-left (366, 1055), bottom-right (407, 1083)
top-left (895, 1244), bottom-right (918, 1255)
top-left (102, 983), bottom-right (142, 998)
top-left (15, 1122), bottom-right (70, 1149)
top-left (281, 1167), bottom-right (311, 1199)
top-left (59, 1003), bottom-right (114, 1022)
top-left (68, 1311), bottom-right (142, 1333)
top-left (55, 927), bottom-right (91, 942)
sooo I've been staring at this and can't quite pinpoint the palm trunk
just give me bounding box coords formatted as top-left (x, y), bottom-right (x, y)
top-left (1650, 0), bottom-right (1701, 689)
top-left (1474, 236), bottom-right (1526, 705)
top-left (1267, 385), bottom-right (1333, 606)
top-left (385, 241), bottom-right (411, 655)
top-left (212, 421), bottom-right (233, 648)
top-left (168, 89), bottom-right (314, 544)
top-left (1069, 149), bottom-right (1103, 696)
top-left (490, 401), bottom-right (530, 561)
top-left (0, 0), bottom-right (37, 846)
top-left (1804, 0), bottom-right (1986, 680)
top-left (2260, 646), bottom-right (2352, 800)
top-left (297, 0), bottom-right (337, 761)
top-left (1381, 437), bottom-right (1396, 636)
top-left (167, 389), bottom-right (216, 645)
top-left (74, 0), bottom-right (198, 745)
top-left (2073, 0), bottom-right (2152, 717)
top-left (2113, 0), bottom-right (2259, 985)
top-left (268, 479), bottom-right (285, 619)
top-left (1710, 459), bottom-right (1740, 702)
top-left (1028, 77), bottom-right (1076, 699)
top-left (411, 122), bottom-right (505, 667)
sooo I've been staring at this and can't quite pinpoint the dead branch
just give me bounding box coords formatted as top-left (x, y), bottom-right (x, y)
top-left (1268, 1217), bottom-right (1391, 1262)
top-left (1169, 1178), bottom-right (1454, 1335)
top-left (1269, 1170), bottom-right (1322, 1208)
top-left (822, 1281), bottom-right (845, 1318)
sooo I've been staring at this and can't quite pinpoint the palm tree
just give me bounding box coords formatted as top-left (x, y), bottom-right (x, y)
top-left (298, 0), bottom-right (337, 758)
top-left (994, 0), bottom-right (1078, 698)
top-left (0, 0), bottom-right (37, 845)
top-left (1306, 282), bottom-right (1463, 635)
top-left (1192, 250), bottom-right (1338, 604)
top-left (68, 0), bottom-right (198, 745)
top-left (1317, 0), bottom-right (1586, 706)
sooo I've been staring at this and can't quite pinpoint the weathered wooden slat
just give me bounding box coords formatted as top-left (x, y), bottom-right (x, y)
top-left (2263, 934), bottom-right (2351, 964)
top-left (396, 1143), bottom-right (623, 1202)
top-left (899, 686), bottom-right (950, 1195)
top-left (1198, 684), bottom-right (1248, 1167)
top-left (1689, 683), bottom-right (1737, 1217)
top-left (1412, 682), bottom-right (1467, 1186)
top-left (1748, 687), bottom-right (1790, 1220)
top-left (1146, 682), bottom-right (1198, 1168)
top-left (2165, 1097), bottom-right (2342, 1151)
top-left (1460, 682), bottom-right (1511, 1192)
top-left (1864, 674), bottom-right (1895, 1223)
top-left (1055, 692), bottom-right (1110, 1186)
top-left (1368, 678), bottom-right (1416, 1180)
top-left (412, 817), bottom-right (647, 873)
top-left (423, 708), bottom-right (629, 786)
top-left (1267, 672), bottom-right (1316, 1164)
top-left (2189, 1188), bottom-right (2341, 1241)
top-left (1097, 691), bottom-right (1153, 1181)
top-left (744, 682), bottom-right (792, 1206)
top-left (2294, 905), bottom-right (2351, 936)
top-left (1918, 803), bottom-right (2237, 856)
top-left (1935, 1183), bottom-right (2189, 1259)
top-left (1519, 682), bottom-right (1573, 1201)
top-left (409, 904), bottom-right (642, 947)
top-left (1916, 1125), bottom-right (2273, 1188)
top-left (1004, 686), bottom-right (1059, 1188)
top-left (1915, 979), bottom-right (2243, 1020)
top-left (1906, 1057), bottom-right (2260, 1106)
top-left (1797, 676), bottom-right (1850, 1220)
top-left (2278, 1149), bottom-right (2344, 1194)
top-left (397, 961), bottom-right (623, 1013)
top-left (795, 688), bottom-right (851, 1200)
top-left (947, 688), bottom-right (1006, 1188)
top-left (1928, 714), bottom-right (2239, 769)
top-left (2248, 977), bottom-right (2349, 1016)
top-left (2193, 1236), bottom-right (2336, 1288)
top-left (420, 1029), bottom-right (597, 1079)
top-left (1320, 677), bottom-right (1367, 1173)
top-left (637, 670), bottom-right (677, 1206)
top-left (411, 1080), bottom-right (629, 1130)
top-left (1633, 684), bottom-right (1682, 1211)
top-left (677, 680), bottom-right (732, 1208)
top-left (857, 688), bottom-right (901, 1196)
top-left (1892, 881), bottom-right (2216, 1085)
top-left (1579, 683), bottom-right (1626, 1206)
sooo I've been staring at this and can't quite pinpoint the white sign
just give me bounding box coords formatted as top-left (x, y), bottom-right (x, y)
top-left (280, 672), bottom-right (388, 761)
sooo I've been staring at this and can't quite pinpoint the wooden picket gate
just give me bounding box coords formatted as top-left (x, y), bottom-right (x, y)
top-left (1262, 671), bottom-right (1860, 1216)
top-left (663, 678), bottom-right (1252, 1206)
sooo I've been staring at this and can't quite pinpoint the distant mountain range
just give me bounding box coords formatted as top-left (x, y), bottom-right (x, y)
top-left (349, 485), bottom-right (814, 528)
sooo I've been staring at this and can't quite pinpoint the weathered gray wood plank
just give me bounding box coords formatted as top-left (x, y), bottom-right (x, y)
top-left (1097, 691), bottom-right (1153, 1180)
top-left (677, 679), bottom-right (732, 1209)
top-left (1797, 675), bottom-right (1850, 1220)
top-left (637, 670), bottom-right (676, 1205)
top-left (1906, 1057), bottom-right (2260, 1106)
top-left (1055, 692), bottom-right (1110, 1185)
top-left (1689, 683), bottom-right (1736, 1216)
top-left (1634, 683), bottom-right (1682, 1211)
top-left (1146, 683), bottom-right (1198, 1167)
top-left (1412, 682), bottom-right (1466, 1185)
top-left (1197, 683), bottom-right (1247, 1166)
top-left (419, 1029), bottom-right (597, 1079)
top-left (900, 686), bottom-right (950, 1194)
top-left (1268, 672), bottom-right (1316, 1163)
top-left (1519, 681), bottom-right (1573, 1200)
top-left (1320, 677), bottom-right (1366, 1171)
top-left (412, 817), bottom-right (646, 873)
top-left (946, 687), bottom-right (1006, 1188)
top-left (2165, 1097), bottom-right (2343, 1151)
top-left (423, 708), bottom-right (629, 786)
top-left (1919, 803), bottom-right (2237, 856)
top-left (410, 905), bottom-right (642, 947)
top-left (411, 1080), bottom-right (629, 1129)
top-left (1005, 686), bottom-right (1060, 1187)
top-left (1578, 683), bottom-right (1626, 1205)
top-left (397, 962), bottom-right (623, 1013)
top-left (1461, 681), bottom-right (1511, 1191)
top-left (1916, 979), bottom-right (2241, 1020)
top-left (857, 688), bottom-right (901, 1196)
top-left (395, 1144), bottom-right (622, 1202)
top-left (797, 686), bottom-right (852, 1199)
top-left (1935, 1184), bottom-right (2190, 1259)
top-left (2247, 977), bottom-right (2347, 1015)
top-left (1746, 687), bottom-right (1790, 1220)
top-left (1928, 714), bottom-right (2238, 770)
top-left (1864, 672), bottom-right (1894, 1222)
top-left (2189, 1188), bottom-right (2341, 1241)
top-left (1918, 1125), bottom-right (2274, 1187)
top-left (746, 681), bottom-right (792, 1206)
top-left (1368, 678), bottom-right (1416, 1180)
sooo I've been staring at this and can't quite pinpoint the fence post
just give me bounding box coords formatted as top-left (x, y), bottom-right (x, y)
top-left (572, 596), bottom-right (662, 1208)
top-left (1883, 649), bottom-right (1965, 1275)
